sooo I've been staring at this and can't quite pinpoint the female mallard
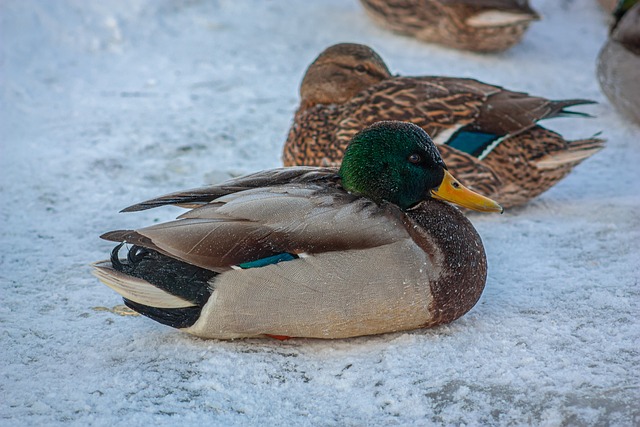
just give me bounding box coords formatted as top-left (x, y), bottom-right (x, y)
top-left (93, 121), bottom-right (502, 340)
top-left (283, 43), bottom-right (605, 209)
top-left (597, 0), bottom-right (640, 124)
top-left (358, 0), bottom-right (540, 53)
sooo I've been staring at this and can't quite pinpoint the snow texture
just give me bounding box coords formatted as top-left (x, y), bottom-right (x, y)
top-left (1, 0), bottom-right (639, 425)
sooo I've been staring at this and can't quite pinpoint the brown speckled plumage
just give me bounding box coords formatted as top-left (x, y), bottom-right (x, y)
top-left (359, 0), bottom-right (540, 52)
top-left (283, 43), bottom-right (605, 209)
top-left (403, 201), bottom-right (486, 327)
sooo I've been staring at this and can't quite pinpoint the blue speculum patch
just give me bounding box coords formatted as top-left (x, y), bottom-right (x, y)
top-left (237, 253), bottom-right (298, 269)
top-left (445, 129), bottom-right (499, 158)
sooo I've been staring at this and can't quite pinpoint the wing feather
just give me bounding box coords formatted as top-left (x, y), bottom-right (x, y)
top-left (104, 183), bottom-right (409, 273)
top-left (122, 167), bottom-right (339, 212)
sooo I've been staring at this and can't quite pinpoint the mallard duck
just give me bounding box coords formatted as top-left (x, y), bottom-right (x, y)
top-left (283, 43), bottom-right (605, 209)
top-left (358, 0), bottom-right (540, 53)
top-left (597, 1), bottom-right (640, 124)
top-left (93, 121), bottom-right (502, 340)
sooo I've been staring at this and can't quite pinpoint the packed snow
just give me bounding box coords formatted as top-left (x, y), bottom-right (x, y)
top-left (1, 0), bottom-right (638, 425)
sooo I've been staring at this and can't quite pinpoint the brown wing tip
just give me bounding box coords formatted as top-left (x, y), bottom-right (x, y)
top-left (556, 98), bottom-right (597, 106)
top-left (119, 192), bottom-right (204, 212)
top-left (120, 203), bottom-right (153, 213)
top-left (120, 194), bottom-right (214, 213)
top-left (100, 230), bottom-right (134, 242)
top-left (548, 99), bottom-right (598, 119)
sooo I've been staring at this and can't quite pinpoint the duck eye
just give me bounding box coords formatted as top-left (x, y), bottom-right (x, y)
top-left (408, 153), bottom-right (422, 164)
top-left (355, 64), bottom-right (367, 74)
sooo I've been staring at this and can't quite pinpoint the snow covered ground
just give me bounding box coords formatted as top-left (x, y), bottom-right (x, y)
top-left (1, 0), bottom-right (638, 425)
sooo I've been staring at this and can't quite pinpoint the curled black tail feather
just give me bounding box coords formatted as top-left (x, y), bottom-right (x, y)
top-left (110, 243), bottom-right (217, 328)
top-left (111, 243), bottom-right (216, 306)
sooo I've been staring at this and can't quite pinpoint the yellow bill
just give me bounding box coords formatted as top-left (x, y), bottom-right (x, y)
top-left (431, 170), bottom-right (503, 213)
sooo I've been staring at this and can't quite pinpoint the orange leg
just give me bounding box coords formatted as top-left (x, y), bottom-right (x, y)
top-left (265, 334), bottom-right (292, 341)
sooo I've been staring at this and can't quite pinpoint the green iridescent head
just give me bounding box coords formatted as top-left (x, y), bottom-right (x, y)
top-left (338, 121), bottom-right (447, 210)
top-left (338, 121), bottom-right (504, 213)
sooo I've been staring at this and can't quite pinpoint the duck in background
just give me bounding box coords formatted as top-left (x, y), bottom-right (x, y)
top-left (598, 0), bottom-right (619, 13)
top-left (358, 0), bottom-right (540, 53)
top-left (597, 0), bottom-right (640, 124)
top-left (93, 121), bottom-right (503, 340)
top-left (283, 43), bottom-right (605, 209)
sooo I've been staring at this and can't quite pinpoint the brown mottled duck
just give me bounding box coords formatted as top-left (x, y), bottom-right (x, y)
top-left (283, 43), bottom-right (605, 209)
top-left (359, 0), bottom-right (540, 53)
